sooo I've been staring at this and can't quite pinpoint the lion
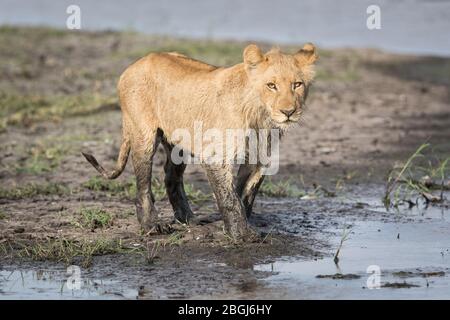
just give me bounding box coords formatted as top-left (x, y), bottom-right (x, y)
top-left (82, 43), bottom-right (318, 241)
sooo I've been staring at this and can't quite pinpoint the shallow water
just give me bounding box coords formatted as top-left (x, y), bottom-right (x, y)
top-left (255, 219), bottom-right (450, 299)
top-left (2, 219), bottom-right (448, 299)
top-left (1, 191), bottom-right (448, 299)
top-left (1, 0), bottom-right (450, 56)
top-left (0, 268), bottom-right (138, 299)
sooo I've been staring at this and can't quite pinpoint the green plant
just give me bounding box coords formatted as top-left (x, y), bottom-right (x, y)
top-left (83, 176), bottom-right (134, 196)
top-left (75, 208), bottom-right (113, 230)
top-left (334, 226), bottom-right (352, 264)
top-left (14, 237), bottom-right (137, 268)
top-left (144, 240), bottom-right (161, 264)
top-left (259, 178), bottom-right (306, 198)
top-left (184, 183), bottom-right (211, 204)
top-left (384, 143), bottom-right (449, 208)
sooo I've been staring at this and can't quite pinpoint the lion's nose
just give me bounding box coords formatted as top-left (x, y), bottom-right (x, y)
top-left (280, 108), bottom-right (296, 118)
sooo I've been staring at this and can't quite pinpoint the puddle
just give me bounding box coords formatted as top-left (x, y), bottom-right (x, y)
top-left (343, 188), bottom-right (449, 221)
top-left (0, 268), bottom-right (138, 299)
top-left (255, 219), bottom-right (450, 299)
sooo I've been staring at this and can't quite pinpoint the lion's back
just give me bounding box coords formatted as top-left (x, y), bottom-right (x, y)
top-left (116, 51), bottom-right (222, 127)
top-left (119, 52), bottom-right (217, 87)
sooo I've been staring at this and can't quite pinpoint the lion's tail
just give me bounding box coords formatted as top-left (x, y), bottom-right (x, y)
top-left (82, 136), bottom-right (131, 180)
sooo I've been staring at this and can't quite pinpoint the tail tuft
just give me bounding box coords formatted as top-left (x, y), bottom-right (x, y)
top-left (82, 138), bottom-right (130, 180)
top-left (82, 152), bottom-right (100, 168)
top-left (82, 152), bottom-right (108, 178)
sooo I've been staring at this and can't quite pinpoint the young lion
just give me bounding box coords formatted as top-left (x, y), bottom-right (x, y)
top-left (82, 43), bottom-right (317, 241)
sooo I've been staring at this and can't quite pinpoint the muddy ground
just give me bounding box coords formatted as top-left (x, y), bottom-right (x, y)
top-left (0, 26), bottom-right (449, 299)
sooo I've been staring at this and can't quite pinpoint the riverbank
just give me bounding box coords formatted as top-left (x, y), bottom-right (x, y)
top-left (0, 26), bottom-right (449, 299)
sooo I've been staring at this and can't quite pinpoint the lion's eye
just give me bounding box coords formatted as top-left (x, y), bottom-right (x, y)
top-left (267, 82), bottom-right (277, 90)
top-left (293, 81), bottom-right (303, 89)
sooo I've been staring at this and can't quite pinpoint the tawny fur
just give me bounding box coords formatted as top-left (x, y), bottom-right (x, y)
top-left (83, 43), bottom-right (318, 240)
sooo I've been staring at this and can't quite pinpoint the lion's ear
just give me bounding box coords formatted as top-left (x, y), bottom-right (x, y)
top-left (243, 44), bottom-right (264, 68)
top-left (295, 43), bottom-right (318, 65)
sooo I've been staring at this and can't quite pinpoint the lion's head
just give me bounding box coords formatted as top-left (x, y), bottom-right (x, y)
top-left (243, 43), bottom-right (318, 128)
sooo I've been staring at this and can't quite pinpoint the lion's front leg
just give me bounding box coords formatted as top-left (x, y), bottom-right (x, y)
top-left (236, 164), bottom-right (265, 218)
top-left (203, 163), bottom-right (256, 241)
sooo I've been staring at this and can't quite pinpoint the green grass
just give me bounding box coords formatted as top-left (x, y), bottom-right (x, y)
top-left (83, 176), bottom-right (211, 204)
top-left (183, 183), bottom-right (211, 204)
top-left (15, 144), bottom-right (69, 174)
top-left (12, 237), bottom-right (138, 268)
top-left (83, 176), bottom-right (136, 197)
top-left (259, 178), bottom-right (306, 198)
top-left (316, 64), bottom-right (360, 82)
top-left (333, 225), bottom-right (352, 264)
top-left (6, 134), bottom-right (91, 175)
top-left (0, 25), bottom-right (67, 38)
top-left (0, 92), bottom-right (117, 128)
top-left (82, 176), bottom-right (165, 200)
top-left (0, 182), bottom-right (70, 199)
top-left (164, 231), bottom-right (185, 246)
top-left (384, 143), bottom-right (449, 208)
top-left (73, 208), bottom-right (114, 230)
top-left (0, 211), bottom-right (7, 220)
top-left (0, 26), bottom-right (68, 70)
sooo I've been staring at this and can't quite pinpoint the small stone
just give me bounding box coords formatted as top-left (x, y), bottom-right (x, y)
top-left (14, 227), bottom-right (25, 233)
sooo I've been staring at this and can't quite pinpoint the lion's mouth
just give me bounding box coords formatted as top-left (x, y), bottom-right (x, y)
top-left (270, 110), bottom-right (302, 127)
top-left (271, 118), bottom-right (297, 129)
top-left (282, 116), bottom-right (300, 124)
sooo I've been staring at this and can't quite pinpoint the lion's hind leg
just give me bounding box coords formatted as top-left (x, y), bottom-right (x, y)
top-left (162, 139), bottom-right (194, 224)
top-left (130, 127), bottom-right (167, 233)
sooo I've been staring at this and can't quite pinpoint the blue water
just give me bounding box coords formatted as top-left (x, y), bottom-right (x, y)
top-left (0, 0), bottom-right (450, 56)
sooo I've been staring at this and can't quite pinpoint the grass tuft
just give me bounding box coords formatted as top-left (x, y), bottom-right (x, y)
top-left (0, 182), bottom-right (70, 200)
top-left (83, 176), bottom-right (137, 198)
top-left (0, 211), bottom-right (7, 220)
top-left (384, 143), bottom-right (449, 208)
top-left (13, 237), bottom-right (138, 268)
top-left (73, 207), bottom-right (114, 230)
top-left (183, 183), bottom-right (211, 204)
top-left (259, 178), bottom-right (306, 198)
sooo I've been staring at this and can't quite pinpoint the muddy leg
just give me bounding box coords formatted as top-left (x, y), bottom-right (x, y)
top-left (162, 140), bottom-right (193, 223)
top-left (203, 164), bottom-right (255, 241)
top-left (131, 130), bottom-right (162, 232)
top-left (236, 164), bottom-right (265, 218)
